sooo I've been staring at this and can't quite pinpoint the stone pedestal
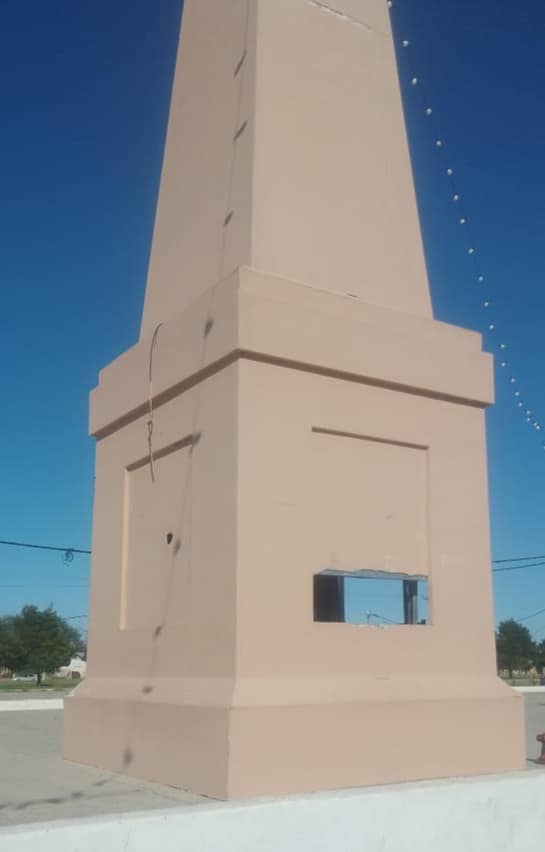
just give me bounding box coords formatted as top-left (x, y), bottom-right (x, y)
top-left (64, 0), bottom-right (525, 798)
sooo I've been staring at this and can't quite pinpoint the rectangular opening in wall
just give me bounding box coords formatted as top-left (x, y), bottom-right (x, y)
top-left (314, 570), bottom-right (429, 626)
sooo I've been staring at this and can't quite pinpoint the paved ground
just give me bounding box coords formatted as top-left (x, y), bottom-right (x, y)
top-left (524, 692), bottom-right (545, 769)
top-left (0, 693), bottom-right (543, 827)
top-left (0, 690), bottom-right (70, 702)
top-left (0, 708), bottom-right (206, 827)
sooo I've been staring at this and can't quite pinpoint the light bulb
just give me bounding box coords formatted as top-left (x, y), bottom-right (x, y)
top-left (411, 77), bottom-right (418, 86)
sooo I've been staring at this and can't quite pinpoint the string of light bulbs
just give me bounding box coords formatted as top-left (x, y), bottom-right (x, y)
top-left (387, 0), bottom-right (545, 450)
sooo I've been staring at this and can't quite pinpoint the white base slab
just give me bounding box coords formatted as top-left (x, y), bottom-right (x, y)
top-left (0, 699), bottom-right (64, 712)
top-left (2, 771), bottom-right (544, 852)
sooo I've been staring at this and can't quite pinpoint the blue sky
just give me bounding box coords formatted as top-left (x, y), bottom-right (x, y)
top-left (1, 0), bottom-right (544, 639)
top-left (390, 0), bottom-right (545, 638)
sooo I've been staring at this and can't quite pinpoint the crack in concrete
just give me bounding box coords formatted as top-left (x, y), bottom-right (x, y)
top-left (303, 0), bottom-right (383, 34)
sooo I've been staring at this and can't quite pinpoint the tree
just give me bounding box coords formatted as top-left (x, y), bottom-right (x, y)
top-left (65, 623), bottom-right (87, 660)
top-left (535, 639), bottom-right (545, 675)
top-left (496, 619), bottom-right (535, 679)
top-left (7, 606), bottom-right (78, 685)
top-left (0, 616), bottom-right (27, 673)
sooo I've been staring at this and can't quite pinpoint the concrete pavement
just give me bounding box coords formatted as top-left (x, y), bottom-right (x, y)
top-left (0, 693), bottom-right (542, 827)
top-left (524, 692), bottom-right (545, 767)
top-left (0, 709), bottom-right (206, 826)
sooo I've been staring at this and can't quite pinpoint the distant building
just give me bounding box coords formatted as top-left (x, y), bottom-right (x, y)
top-left (57, 655), bottom-right (87, 680)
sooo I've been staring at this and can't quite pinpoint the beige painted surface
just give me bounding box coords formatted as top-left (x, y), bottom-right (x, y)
top-left (307, 429), bottom-right (429, 576)
top-left (65, 0), bottom-right (525, 798)
top-left (141, 0), bottom-right (430, 337)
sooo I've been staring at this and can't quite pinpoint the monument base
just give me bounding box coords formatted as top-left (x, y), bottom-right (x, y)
top-left (64, 678), bottom-right (524, 799)
top-left (67, 268), bottom-right (525, 799)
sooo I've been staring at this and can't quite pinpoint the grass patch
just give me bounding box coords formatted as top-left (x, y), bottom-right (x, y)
top-left (0, 678), bottom-right (77, 691)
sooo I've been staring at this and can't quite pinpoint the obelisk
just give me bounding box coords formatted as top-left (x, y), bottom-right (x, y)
top-left (64, 0), bottom-right (525, 798)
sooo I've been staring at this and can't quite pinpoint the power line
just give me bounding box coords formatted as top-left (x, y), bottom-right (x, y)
top-left (493, 560), bottom-right (545, 575)
top-left (519, 607), bottom-right (545, 624)
top-left (0, 585), bottom-right (88, 589)
top-left (0, 539), bottom-right (91, 556)
top-left (2, 534), bottom-right (545, 579)
top-left (367, 611), bottom-right (402, 625)
top-left (492, 554), bottom-right (545, 565)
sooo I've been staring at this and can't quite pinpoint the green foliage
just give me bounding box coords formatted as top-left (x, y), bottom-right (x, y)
top-left (0, 606), bottom-right (84, 685)
top-left (0, 616), bottom-right (27, 673)
top-left (535, 639), bottom-right (545, 675)
top-left (535, 639), bottom-right (545, 658)
top-left (496, 619), bottom-right (535, 677)
top-left (62, 622), bottom-right (87, 658)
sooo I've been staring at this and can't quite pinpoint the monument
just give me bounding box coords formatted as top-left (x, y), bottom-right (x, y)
top-left (64, 0), bottom-right (525, 799)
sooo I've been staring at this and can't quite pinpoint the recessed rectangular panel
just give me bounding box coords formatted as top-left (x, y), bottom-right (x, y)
top-left (310, 428), bottom-right (429, 576)
top-left (121, 441), bottom-right (190, 631)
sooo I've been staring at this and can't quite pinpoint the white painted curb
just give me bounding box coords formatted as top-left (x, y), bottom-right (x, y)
top-left (0, 699), bottom-right (64, 712)
top-left (1, 687), bottom-right (539, 711)
top-left (1, 772), bottom-right (544, 852)
top-left (514, 686), bottom-right (545, 694)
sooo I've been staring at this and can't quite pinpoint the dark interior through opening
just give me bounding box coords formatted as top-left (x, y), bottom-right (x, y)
top-left (313, 571), bottom-right (429, 626)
